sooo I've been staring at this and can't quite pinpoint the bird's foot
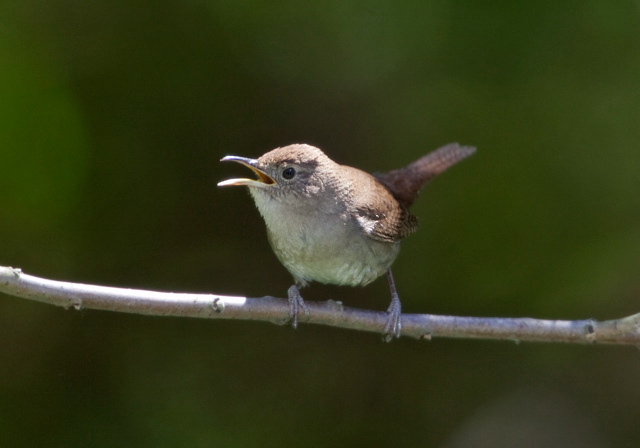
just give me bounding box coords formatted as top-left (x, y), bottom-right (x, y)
top-left (287, 285), bottom-right (310, 329)
top-left (383, 293), bottom-right (402, 342)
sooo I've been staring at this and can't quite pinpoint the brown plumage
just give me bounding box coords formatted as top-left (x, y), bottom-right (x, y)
top-left (375, 142), bottom-right (476, 207)
top-left (218, 142), bottom-right (475, 339)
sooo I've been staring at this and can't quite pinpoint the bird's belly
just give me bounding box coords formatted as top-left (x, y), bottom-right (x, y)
top-left (267, 224), bottom-right (400, 287)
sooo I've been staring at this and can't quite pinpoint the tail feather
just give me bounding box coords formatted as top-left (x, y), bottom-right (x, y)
top-left (375, 143), bottom-right (476, 207)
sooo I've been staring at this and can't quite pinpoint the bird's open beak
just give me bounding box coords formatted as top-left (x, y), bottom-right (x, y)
top-left (217, 156), bottom-right (276, 188)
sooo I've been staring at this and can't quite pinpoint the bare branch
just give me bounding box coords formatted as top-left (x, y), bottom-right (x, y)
top-left (1, 266), bottom-right (638, 345)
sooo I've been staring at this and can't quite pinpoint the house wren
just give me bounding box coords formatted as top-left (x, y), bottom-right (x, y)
top-left (218, 143), bottom-right (475, 339)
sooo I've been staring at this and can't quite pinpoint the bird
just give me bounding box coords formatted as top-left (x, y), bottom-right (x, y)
top-left (218, 142), bottom-right (475, 339)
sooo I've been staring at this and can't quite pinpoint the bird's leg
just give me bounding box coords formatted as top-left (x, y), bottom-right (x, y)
top-left (383, 269), bottom-right (402, 341)
top-left (287, 284), bottom-right (310, 329)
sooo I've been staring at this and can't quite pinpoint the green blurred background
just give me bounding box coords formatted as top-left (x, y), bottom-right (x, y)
top-left (1, 1), bottom-right (639, 446)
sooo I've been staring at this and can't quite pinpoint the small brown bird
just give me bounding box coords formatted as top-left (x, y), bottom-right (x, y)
top-left (218, 143), bottom-right (475, 339)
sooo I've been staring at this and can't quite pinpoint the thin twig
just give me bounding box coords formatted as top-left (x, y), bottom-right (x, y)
top-left (1, 266), bottom-right (638, 345)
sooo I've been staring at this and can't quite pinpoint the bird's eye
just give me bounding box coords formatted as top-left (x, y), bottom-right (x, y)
top-left (282, 167), bottom-right (296, 180)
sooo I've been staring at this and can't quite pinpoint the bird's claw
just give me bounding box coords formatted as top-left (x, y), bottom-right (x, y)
top-left (383, 293), bottom-right (402, 341)
top-left (287, 285), bottom-right (310, 329)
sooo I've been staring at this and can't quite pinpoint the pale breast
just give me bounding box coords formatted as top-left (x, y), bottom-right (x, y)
top-left (265, 210), bottom-right (400, 287)
top-left (249, 173), bottom-right (401, 287)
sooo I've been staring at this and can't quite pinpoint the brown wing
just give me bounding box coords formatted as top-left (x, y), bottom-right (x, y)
top-left (342, 166), bottom-right (418, 243)
top-left (375, 143), bottom-right (476, 207)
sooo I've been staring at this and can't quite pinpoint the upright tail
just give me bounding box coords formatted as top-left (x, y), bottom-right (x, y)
top-left (375, 143), bottom-right (476, 207)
